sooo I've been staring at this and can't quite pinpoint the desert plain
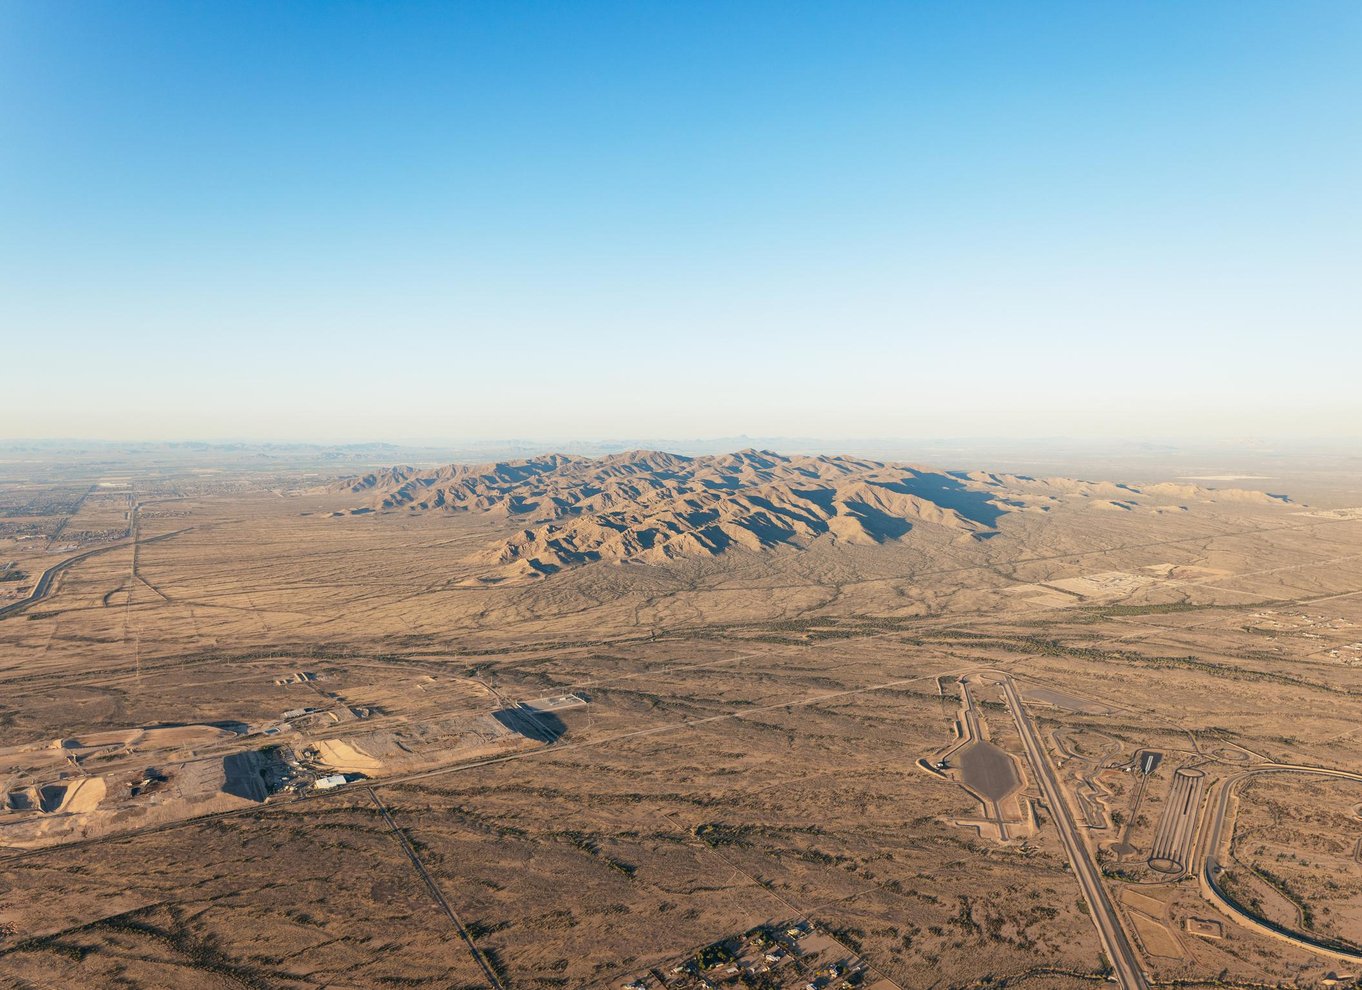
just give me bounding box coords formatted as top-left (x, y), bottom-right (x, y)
top-left (1, 445), bottom-right (1361, 990)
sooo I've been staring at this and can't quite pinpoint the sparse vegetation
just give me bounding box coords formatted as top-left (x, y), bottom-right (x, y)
top-left (2, 447), bottom-right (1359, 989)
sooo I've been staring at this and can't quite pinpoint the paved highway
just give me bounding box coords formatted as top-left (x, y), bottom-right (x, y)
top-left (0, 540), bottom-right (133, 620)
top-left (1199, 764), bottom-right (1362, 963)
top-left (991, 673), bottom-right (1149, 990)
top-left (0, 526), bottom-right (191, 621)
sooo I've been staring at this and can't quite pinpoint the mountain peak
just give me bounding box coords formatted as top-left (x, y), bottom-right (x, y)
top-left (336, 450), bottom-right (1010, 578)
top-left (333, 451), bottom-right (1291, 581)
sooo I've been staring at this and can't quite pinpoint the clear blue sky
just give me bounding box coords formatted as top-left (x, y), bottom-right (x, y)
top-left (2, 1), bottom-right (1359, 442)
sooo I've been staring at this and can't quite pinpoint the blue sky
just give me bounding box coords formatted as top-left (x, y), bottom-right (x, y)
top-left (2, 1), bottom-right (1359, 442)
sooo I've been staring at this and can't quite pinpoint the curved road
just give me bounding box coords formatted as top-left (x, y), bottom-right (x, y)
top-left (0, 528), bottom-right (190, 621)
top-left (1199, 764), bottom-right (1362, 963)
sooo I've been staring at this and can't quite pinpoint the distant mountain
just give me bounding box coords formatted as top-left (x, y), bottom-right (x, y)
top-left (336, 449), bottom-right (1290, 580)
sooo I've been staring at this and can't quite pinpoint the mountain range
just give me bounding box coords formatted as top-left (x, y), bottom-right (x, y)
top-left (335, 449), bottom-right (1289, 580)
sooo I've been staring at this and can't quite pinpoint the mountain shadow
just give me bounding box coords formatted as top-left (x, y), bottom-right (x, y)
top-left (883, 473), bottom-right (1007, 528)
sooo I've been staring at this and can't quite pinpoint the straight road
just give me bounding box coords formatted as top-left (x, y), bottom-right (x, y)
top-left (992, 673), bottom-right (1149, 990)
top-left (0, 668), bottom-right (953, 866)
top-left (368, 788), bottom-right (505, 989)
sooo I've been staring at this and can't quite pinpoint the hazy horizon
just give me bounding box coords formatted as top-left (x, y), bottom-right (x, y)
top-left (5, 10), bottom-right (1362, 981)
top-left (3, 431), bottom-right (1361, 448)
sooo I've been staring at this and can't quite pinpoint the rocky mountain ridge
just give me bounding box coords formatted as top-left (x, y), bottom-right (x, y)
top-left (335, 449), bottom-right (1290, 579)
